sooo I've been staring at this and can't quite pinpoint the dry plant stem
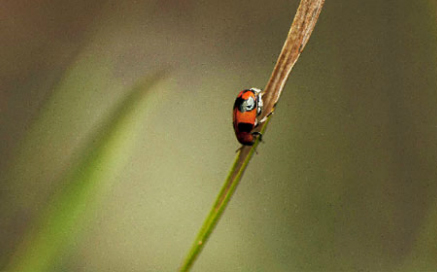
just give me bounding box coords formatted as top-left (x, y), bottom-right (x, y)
top-left (179, 1), bottom-right (325, 271)
top-left (261, 0), bottom-right (325, 119)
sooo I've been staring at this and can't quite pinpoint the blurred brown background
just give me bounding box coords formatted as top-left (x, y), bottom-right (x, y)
top-left (1, 0), bottom-right (437, 271)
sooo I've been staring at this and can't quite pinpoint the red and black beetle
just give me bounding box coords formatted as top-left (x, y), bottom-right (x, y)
top-left (232, 88), bottom-right (264, 145)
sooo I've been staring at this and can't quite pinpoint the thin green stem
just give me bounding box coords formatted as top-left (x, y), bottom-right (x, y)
top-left (179, 119), bottom-right (270, 272)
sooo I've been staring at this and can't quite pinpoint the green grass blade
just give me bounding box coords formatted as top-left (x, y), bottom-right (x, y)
top-left (6, 71), bottom-right (167, 272)
top-left (179, 118), bottom-right (270, 271)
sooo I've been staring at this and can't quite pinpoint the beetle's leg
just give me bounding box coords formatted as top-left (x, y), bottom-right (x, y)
top-left (253, 111), bottom-right (272, 129)
top-left (259, 110), bottom-right (274, 124)
top-left (252, 131), bottom-right (263, 143)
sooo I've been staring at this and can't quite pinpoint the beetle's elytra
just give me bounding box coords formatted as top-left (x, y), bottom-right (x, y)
top-left (232, 88), bottom-right (263, 145)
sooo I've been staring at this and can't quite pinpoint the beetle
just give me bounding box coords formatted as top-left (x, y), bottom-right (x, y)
top-left (232, 88), bottom-right (264, 145)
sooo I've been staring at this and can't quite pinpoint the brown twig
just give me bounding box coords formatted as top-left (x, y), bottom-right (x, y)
top-left (261, 0), bottom-right (325, 119)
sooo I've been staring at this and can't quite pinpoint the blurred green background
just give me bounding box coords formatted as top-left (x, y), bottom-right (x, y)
top-left (1, 0), bottom-right (437, 271)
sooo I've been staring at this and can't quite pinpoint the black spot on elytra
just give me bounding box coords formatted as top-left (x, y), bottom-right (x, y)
top-left (237, 122), bottom-right (254, 133)
top-left (234, 96), bottom-right (245, 110)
